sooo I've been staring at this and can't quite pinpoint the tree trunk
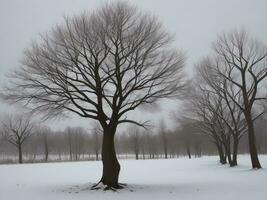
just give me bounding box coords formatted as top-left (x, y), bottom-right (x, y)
top-left (98, 127), bottom-right (121, 188)
top-left (135, 151), bottom-right (139, 160)
top-left (44, 139), bottom-right (49, 162)
top-left (68, 134), bottom-right (73, 161)
top-left (226, 151), bottom-right (233, 166)
top-left (231, 138), bottom-right (238, 166)
top-left (224, 142), bottom-right (233, 166)
top-left (134, 138), bottom-right (139, 160)
top-left (216, 143), bottom-right (226, 164)
top-left (142, 145), bottom-right (145, 160)
top-left (164, 150), bottom-right (168, 159)
top-left (69, 146), bottom-right (72, 161)
top-left (163, 142), bottom-right (168, 159)
top-left (18, 144), bottom-right (23, 164)
top-left (186, 145), bottom-right (191, 159)
top-left (245, 113), bottom-right (262, 168)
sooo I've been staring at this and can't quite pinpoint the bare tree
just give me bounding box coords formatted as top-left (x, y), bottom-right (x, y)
top-left (91, 122), bottom-right (102, 161)
top-left (184, 86), bottom-right (227, 164)
top-left (194, 59), bottom-right (248, 166)
top-left (1, 114), bottom-right (34, 163)
top-left (145, 131), bottom-right (156, 159)
top-left (38, 126), bottom-right (51, 162)
top-left (212, 30), bottom-right (267, 168)
top-left (1, 2), bottom-right (186, 188)
top-left (180, 123), bottom-right (192, 159)
top-left (66, 127), bottom-right (73, 161)
top-left (128, 126), bottom-right (140, 160)
top-left (159, 120), bottom-right (168, 159)
top-left (43, 130), bottom-right (49, 162)
top-left (73, 127), bottom-right (85, 161)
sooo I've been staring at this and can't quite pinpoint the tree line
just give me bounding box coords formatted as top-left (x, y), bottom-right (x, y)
top-left (1, 114), bottom-right (266, 164)
top-left (0, 116), bottom-right (205, 163)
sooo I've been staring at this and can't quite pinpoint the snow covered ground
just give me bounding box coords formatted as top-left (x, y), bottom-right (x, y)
top-left (0, 155), bottom-right (266, 200)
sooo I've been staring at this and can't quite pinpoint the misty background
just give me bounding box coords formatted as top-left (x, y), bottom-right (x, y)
top-left (1, 0), bottom-right (267, 131)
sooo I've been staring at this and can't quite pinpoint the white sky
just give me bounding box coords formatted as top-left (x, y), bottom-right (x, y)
top-left (1, 0), bottom-right (267, 131)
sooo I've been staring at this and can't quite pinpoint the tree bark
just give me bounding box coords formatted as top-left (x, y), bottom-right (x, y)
top-left (135, 151), bottom-right (139, 160)
top-left (231, 138), bottom-right (239, 166)
top-left (142, 145), bottom-right (145, 160)
top-left (216, 143), bottom-right (226, 164)
top-left (223, 141), bottom-right (234, 166)
top-left (186, 145), bottom-right (191, 159)
top-left (68, 135), bottom-right (73, 161)
top-left (18, 144), bottom-right (23, 164)
top-left (134, 136), bottom-right (139, 160)
top-left (245, 113), bottom-right (262, 169)
top-left (99, 127), bottom-right (121, 188)
top-left (163, 140), bottom-right (168, 159)
top-left (44, 137), bottom-right (49, 162)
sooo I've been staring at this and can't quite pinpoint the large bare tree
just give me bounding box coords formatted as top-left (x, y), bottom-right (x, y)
top-left (1, 2), bottom-right (186, 188)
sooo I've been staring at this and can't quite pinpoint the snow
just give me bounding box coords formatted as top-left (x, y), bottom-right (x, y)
top-left (0, 155), bottom-right (267, 200)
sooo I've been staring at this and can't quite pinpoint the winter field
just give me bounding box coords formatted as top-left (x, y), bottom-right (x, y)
top-left (0, 155), bottom-right (267, 200)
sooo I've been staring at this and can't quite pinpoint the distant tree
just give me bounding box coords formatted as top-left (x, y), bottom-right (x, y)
top-left (1, 114), bottom-right (34, 163)
top-left (185, 89), bottom-right (228, 164)
top-left (1, 2), bottom-right (186, 188)
top-left (129, 126), bottom-right (140, 160)
top-left (159, 120), bottom-right (168, 159)
top-left (34, 126), bottom-right (52, 162)
top-left (43, 132), bottom-right (49, 161)
top-left (66, 127), bottom-right (73, 161)
top-left (175, 118), bottom-right (200, 159)
top-left (145, 131), bottom-right (155, 159)
top-left (40, 127), bottom-right (51, 162)
top-left (140, 132), bottom-right (146, 159)
top-left (65, 126), bottom-right (86, 161)
top-left (91, 123), bottom-right (102, 161)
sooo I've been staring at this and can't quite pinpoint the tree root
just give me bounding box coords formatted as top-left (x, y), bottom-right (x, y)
top-left (91, 181), bottom-right (127, 191)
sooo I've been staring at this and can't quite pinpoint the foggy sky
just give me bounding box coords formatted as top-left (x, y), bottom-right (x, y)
top-left (1, 0), bottom-right (267, 131)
